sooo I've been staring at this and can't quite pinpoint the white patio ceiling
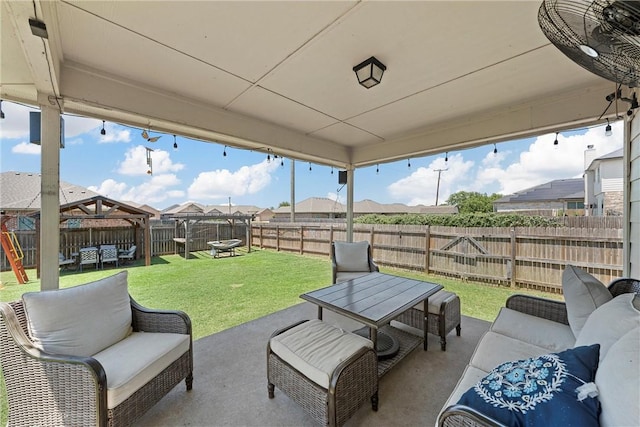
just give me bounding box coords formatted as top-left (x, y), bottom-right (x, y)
top-left (1, 1), bottom-right (616, 169)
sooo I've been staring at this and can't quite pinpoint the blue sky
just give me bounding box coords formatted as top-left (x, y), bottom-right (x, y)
top-left (1, 100), bottom-right (624, 210)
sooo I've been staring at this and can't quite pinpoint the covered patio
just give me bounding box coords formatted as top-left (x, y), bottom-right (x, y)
top-left (135, 302), bottom-right (491, 427)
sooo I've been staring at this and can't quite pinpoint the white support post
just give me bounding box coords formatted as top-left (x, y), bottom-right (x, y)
top-left (39, 94), bottom-right (62, 290)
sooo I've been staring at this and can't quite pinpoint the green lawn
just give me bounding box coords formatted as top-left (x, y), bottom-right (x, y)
top-left (0, 247), bottom-right (562, 424)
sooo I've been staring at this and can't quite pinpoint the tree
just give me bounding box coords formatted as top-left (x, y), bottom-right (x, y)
top-left (278, 201), bottom-right (290, 207)
top-left (445, 191), bottom-right (502, 214)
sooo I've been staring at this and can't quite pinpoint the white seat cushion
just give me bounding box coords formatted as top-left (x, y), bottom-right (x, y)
top-left (22, 271), bottom-right (132, 356)
top-left (270, 319), bottom-right (373, 389)
top-left (334, 241), bottom-right (370, 272)
top-left (409, 289), bottom-right (457, 314)
top-left (562, 265), bottom-right (612, 338)
top-left (92, 332), bottom-right (190, 408)
top-left (440, 365), bottom-right (488, 415)
top-left (595, 327), bottom-right (640, 427)
top-left (490, 307), bottom-right (575, 352)
top-left (574, 293), bottom-right (640, 361)
top-left (469, 331), bottom-right (551, 373)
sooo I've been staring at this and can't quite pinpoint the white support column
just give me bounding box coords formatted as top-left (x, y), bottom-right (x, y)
top-left (39, 94), bottom-right (62, 290)
top-left (346, 168), bottom-right (354, 242)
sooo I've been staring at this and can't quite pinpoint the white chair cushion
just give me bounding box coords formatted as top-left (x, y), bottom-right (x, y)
top-left (595, 327), bottom-right (640, 427)
top-left (490, 307), bottom-right (575, 352)
top-left (469, 331), bottom-right (551, 373)
top-left (562, 265), bottom-right (612, 338)
top-left (93, 331), bottom-right (190, 408)
top-left (410, 289), bottom-right (457, 315)
top-left (270, 319), bottom-right (373, 389)
top-left (22, 271), bottom-right (132, 356)
top-left (574, 293), bottom-right (640, 361)
top-left (334, 241), bottom-right (370, 272)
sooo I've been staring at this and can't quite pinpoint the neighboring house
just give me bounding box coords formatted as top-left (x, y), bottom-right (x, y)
top-left (583, 147), bottom-right (623, 216)
top-left (125, 202), bottom-right (162, 219)
top-left (493, 178), bottom-right (585, 215)
top-left (272, 197), bottom-right (458, 221)
top-left (161, 202), bottom-right (264, 219)
top-left (0, 171), bottom-right (100, 229)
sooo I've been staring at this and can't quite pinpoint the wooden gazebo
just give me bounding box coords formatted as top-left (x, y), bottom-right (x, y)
top-left (34, 195), bottom-right (151, 275)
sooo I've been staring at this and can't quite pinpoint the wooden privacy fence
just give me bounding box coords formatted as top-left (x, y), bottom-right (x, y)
top-left (1, 222), bottom-right (247, 270)
top-left (251, 223), bottom-right (624, 292)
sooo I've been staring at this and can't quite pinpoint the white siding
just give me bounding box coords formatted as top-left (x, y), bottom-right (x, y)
top-left (601, 178), bottom-right (623, 192)
top-left (629, 117), bottom-right (640, 277)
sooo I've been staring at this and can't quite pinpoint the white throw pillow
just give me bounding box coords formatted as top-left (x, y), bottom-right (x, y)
top-left (562, 265), bottom-right (612, 337)
top-left (23, 271), bottom-right (132, 356)
top-left (334, 241), bottom-right (370, 272)
top-left (595, 327), bottom-right (640, 427)
top-left (575, 293), bottom-right (640, 361)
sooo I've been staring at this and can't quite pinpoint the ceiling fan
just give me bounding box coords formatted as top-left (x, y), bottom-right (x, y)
top-left (538, 0), bottom-right (640, 87)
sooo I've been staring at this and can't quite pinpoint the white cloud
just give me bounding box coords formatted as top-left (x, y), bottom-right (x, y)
top-left (11, 141), bottom-right (41, 155)
top-left (88, 174), bottom-right (185, 205)
top-left (188, 159), bottom-right (280, 200)
top-left (480, 122), bottom-right (623, 195)
top-left (99, 128), bottom-right (131, 143)
top-left (118, 145), bottom-right (184, 176)
top-left (387, 153), bottom-right (474, 205)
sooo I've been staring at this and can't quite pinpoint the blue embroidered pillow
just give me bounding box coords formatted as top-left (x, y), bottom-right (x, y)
top-left (457, 344), bottom-right (601, 427)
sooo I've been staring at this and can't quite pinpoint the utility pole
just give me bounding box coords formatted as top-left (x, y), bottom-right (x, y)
top-left (433, 168), bottom-right (448, 206)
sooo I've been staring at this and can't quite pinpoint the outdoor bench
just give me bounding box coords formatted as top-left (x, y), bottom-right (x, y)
top-left (0, 271), bottom-right (193, 426)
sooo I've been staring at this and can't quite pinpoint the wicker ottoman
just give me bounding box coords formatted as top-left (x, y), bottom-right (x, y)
top-left (267, 319), bottom-right (378, 427)
top-left (394, 289), bottom-right (461, 351)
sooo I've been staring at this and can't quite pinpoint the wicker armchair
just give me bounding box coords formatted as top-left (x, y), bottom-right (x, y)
top-left (0, 297), bottom-right (193, 427)
top-left (330, 241), bottom-right (379, 284)
top-left (437, 277), bottom-right (640, 427)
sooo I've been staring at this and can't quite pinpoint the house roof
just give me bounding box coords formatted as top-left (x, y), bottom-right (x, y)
top-left (494, 178), bottom-right (585, 204)
top-left (0, 171), bottom-right (99, 210)
top-left (2, 2), bottom-right (614, 169)
top-left (273, 197), bottom-right (458, 215)
top-left (586, 148), bottom-right (624, 171)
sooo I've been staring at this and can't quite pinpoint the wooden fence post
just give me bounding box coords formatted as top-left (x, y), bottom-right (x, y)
top-left (299, 225), bottom-right (304, 254)
top-left (329, 225), bottom-right (334, 257)
top-left (276, 225), bottom-right (280, 251)
top-left (510, 227), bottom-right (517, 288)
top-left (424, 225), bottom-right (430, 273)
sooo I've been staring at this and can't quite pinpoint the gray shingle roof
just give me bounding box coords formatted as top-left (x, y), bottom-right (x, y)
top-left (0, 171), bottom-right (99, 210)
top-left (494, 178), bottom-right (584, 204)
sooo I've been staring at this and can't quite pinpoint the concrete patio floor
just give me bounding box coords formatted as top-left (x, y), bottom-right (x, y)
top-left (137, 302), bottom-right (490, 427)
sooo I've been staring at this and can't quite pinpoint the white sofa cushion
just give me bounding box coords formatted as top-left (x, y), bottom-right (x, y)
top-left (574, 293), bottom-right (640, 361)
top-left (490, 307), bottom-right (575, 352)
top-left (269, 319), bottom-right (373, 389)
top-left (469, 331), bottom-right (551, 373)
top-left (334, 241), bottom-right (370, 272)
top-left (92, 331), bottom-right (190, 408)
top-left (562, 265), bottom-right (612, 338)
top-left (440, 365), bottom-right (488, 416)
top-left (23, 271), bottom-right (132, 356)
top-left (595, 327), bottom-right (640, 427)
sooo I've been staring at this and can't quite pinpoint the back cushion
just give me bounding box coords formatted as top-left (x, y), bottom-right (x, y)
top-left (334, 241), bottom-right (370, 272)
top-left (562, 265), bottom-right (612, 337)
top-left (23, 271), bottom-right (132, 356)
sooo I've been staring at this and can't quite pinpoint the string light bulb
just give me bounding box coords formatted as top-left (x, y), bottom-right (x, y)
top-left (605, 119), bottom-right (612, 136)
top-left (0, 100), bottom-right (4, 119)
top-left (173, 135), bottom-right (178, 150)
top-left (553, 132), bottom-right (559, 146)
top-left (445, 152), bottom-right (448, 162)
top-left (309, 162), bottom-right (312, 172)
top-left (407, 158), bottom-right (411, 168)
top-left (376, 164), bottom-right (379, 174)
top-left (223, 146), bottom-right (227, 157)
top-left (267, 153), bottom-right (271, 162)
top-left (280, 158), bottom-right (284, 167)
top-left (100, 120), bottom-right (106, 135)
top-left (493, 143), bottom-right (498, 155)
top-left (331, 167), bottom-right (334, 175)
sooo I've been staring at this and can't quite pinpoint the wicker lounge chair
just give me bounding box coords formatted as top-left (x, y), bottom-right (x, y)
top-left (330, 241), bottom-right (379, 284)
top-left (0, 272), bottom-right (193, 427)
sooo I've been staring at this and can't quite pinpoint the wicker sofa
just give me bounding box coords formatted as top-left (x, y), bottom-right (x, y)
top-left (437, 266), bottom-right (639, 427)
top-left (0, 271), bottom-right (193, 426)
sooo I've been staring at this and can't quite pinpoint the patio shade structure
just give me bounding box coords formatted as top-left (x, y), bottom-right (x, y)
top-left (1, 1), bottom-right (638, 290)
